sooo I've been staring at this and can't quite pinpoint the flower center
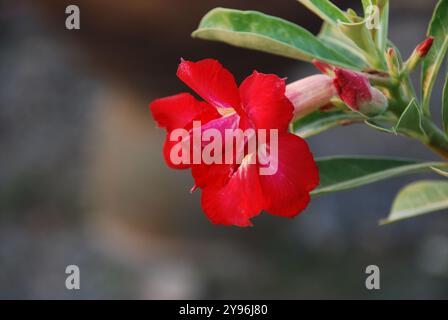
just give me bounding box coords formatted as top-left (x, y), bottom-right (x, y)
top-left (217, 107), bottom-right (236, 117)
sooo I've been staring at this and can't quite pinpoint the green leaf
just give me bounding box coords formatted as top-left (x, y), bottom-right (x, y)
top-left (318, 22), bottom-right (369, 69)
top-left (364, 111), bottom-right (397, 134)
top-left (421, 0), bottom-right (448, 111)
top-left (361, 0), bottom-right (372, 13)
top-left (192, 8), bottom-right (358, 69)
top-left (297, 0), bottom-right (350, 24)
top-left (312, 156), bottom-right (446, 196)
top-left (337, 19), bottom-right (383, 68)
top-left (443, 72), bottom-right (448, 133)
top-left (381, 180), bottom-right (448, 224)
top-left (394, 99), bottom-right (428, 140)
top-left (364, 119), bottom-right (395, 134)
top-left (293, 110), bottom-right (364, 138)
top-left (431, 166), bottom-right (448, 177)
top-left (376, 0), bottom-right (389, 52)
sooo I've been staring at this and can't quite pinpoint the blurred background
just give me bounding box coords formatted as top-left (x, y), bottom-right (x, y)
top-left (1, 0), bottom-right (448, 299)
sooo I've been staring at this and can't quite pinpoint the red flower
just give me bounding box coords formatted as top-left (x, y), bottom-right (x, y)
top-left (150, 59), bottom-right (319, 227)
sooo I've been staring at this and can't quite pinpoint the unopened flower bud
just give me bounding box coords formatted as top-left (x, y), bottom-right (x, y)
top-left (385, 47), bottom-right (399, 78)
top-left (286, 74), bottom-right (338, 119)
top-left (359, 87), bottom-right (388, 116)
top-left (333, 68), bottom-right (388, 117)
top-left (416, 36), bottom-right (434, 57)
top-left (404, 36), bottom-right (434, 73)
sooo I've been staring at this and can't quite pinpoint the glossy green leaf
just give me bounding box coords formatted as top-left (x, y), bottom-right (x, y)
top-left (192, 8), bottom-right (358, 68)
top-left (318, 22), bottom-right (368, 69)
top-left (312, 157), bottom-right (446, 196)
top-left (442, 72), bottom-right (448, 133)
top-left (394, 99), bottom-right (427, 139)
top-left (381, 180), bottom-right (448, 224)
top-left (297, 0), bottom-right (350, 24)
top-left (293, 110), bottom-right (364, 138)
top-left (422, 0), bottom-right (448, 111)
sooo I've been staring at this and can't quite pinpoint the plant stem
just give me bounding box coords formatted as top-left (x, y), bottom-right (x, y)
top-left (382, 72), bottom-right (448, 159)
top-left (421, 118), bottom-right (448, 159)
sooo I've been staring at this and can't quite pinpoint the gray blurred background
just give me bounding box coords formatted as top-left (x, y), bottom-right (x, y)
top-left (0, 0), bottom-right (447, 299)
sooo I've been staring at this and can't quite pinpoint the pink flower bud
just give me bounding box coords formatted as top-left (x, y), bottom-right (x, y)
top-left (333, 68), bottom-right (388, 116)
top-left (387, 47), bottom-right (395, 58)
top-left (385, 47), bottom-right (399, 78)
top-left (286, 74), bottom-right (337, 119)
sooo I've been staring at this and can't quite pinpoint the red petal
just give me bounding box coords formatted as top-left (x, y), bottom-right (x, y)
top-left (198, 113), bottom-right (240, 140)
top-left (239, 71), bottom-right (293, 131)
top-left (259, 133), bottom-right (319, 217)
top-left (163, 134), bottom-right (191, 169)
top-left (149, 93), bottom-right (204, 132)
top-left (177, 59), bottom-right (240, 110)
top-left (151, 93), bottom-right (221, 169)
top-left (190, 114), bottom-right (241, 189)
top-left (200, 154), bottom-right (264, 227)
top-left (196, 104), bottom-right (222, 126)
top-left (192, 162), bottom-right (234, 189)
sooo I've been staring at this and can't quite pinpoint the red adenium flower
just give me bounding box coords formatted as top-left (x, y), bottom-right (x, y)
top-left (150, 59), bottom-right (319, 227)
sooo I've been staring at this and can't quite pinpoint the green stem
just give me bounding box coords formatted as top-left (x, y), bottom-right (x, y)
top-left (381, 71), bottom-right (448, 159)
top-left (421, 118), bottom-right (448, 159)
top-left (401, 74), bottom-right (417, 102)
